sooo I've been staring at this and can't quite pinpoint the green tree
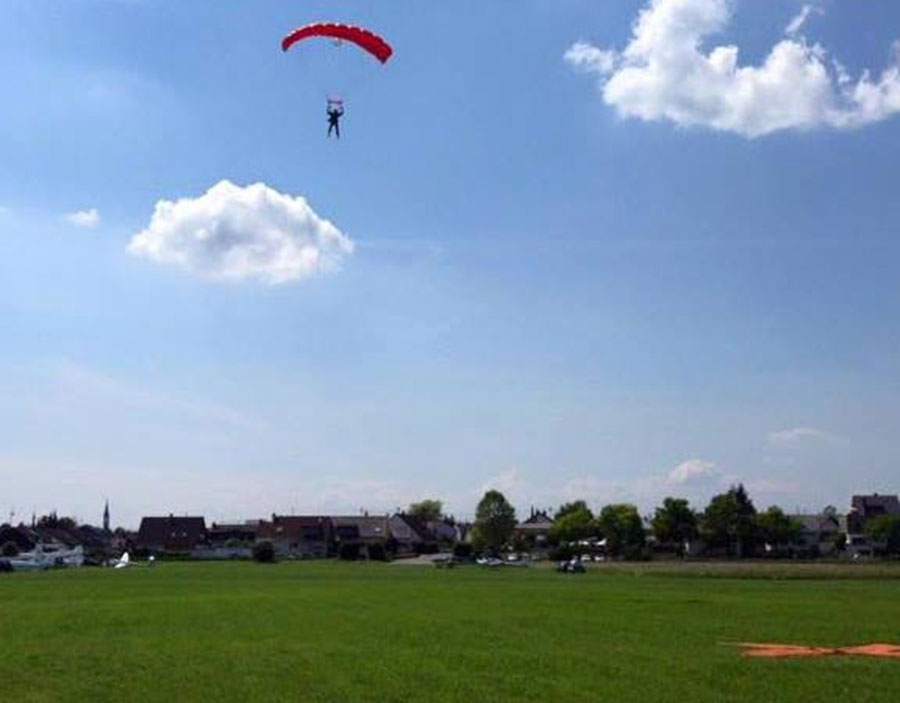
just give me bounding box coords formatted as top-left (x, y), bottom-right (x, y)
top-left (554, 501), bottom-right (592, 521)
top-left (651, 498), bottom-right (698, 556)
top-left (36, 512), bottom-right (77, 530)
top-left (865, 515), bottom-right (900, 556)
top-left (597, 504), bottom-right (646, 560)
top-left (701, 485), bottom-right (758, 558)
top-left (252, 540), bottom-right (276, 563)
top-left (472, 490), bottom-right (517, 555)
top-left (832, 531), bottom-right (848, 554)
top-left (1, 541), bottom-right (19, 558)
top-left (756, 506), bottom-right (804, 553)
top-left (408, 499), bottom-right (443, 523)
top-left (550, 505), bottom-right (595, 545)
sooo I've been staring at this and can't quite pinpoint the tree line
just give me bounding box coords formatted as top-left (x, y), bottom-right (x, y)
top-left (468, 485), bottom-right (900, 559)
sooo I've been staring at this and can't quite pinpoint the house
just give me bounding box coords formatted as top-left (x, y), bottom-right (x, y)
top-left (389, 513), bottom-right (436, 555)
top-left (847, 494), bottom-right (900, 534)
top-left (208, 522), bottom-right (260, 547)
top-left (257, 516), bottom-right (332, 558)
top-left (847, 494), bottom-right (900, 557)
top-left (136, 515), bottom-right (207, 554)
top-left (790, 509), bottom-right (845, 557)
top-left (427, 519), bottom-right (462, 546)
top-left (514, 508), bottom-right (555, 548)
top-left (331, 515), bottom-right (390, 559)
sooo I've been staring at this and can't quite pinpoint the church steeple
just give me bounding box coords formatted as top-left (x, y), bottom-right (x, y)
top-left (103, 500), bottom-right (110, 532)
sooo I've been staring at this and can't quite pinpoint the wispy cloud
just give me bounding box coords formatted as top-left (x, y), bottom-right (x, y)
top-left (48, 361), bottom-right (268, 435)
top-left (566, 0), bottom-right (900, 137)
top-left (64, 208), bottom-right (100, 228)
top-left (768, 427), bottom-right (836, 445)
top-left (477, 468), bottom-right (527, 497)
top-left (785, 4), bottom-right (820, 36)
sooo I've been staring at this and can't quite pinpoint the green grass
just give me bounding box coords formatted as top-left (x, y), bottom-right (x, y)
top-left (1, 561), bottom-right (899, 702)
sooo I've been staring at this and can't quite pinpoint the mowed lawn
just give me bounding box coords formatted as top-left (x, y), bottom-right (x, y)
top-left (1, 562), bottom-right (899, 703)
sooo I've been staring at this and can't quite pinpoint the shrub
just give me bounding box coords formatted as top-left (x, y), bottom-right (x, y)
top-left (339, 543), bottom-right (361, 561)
top-left (368, 544), bottom-right (389, 562)
top-left (1, 541), bottom-right (20, 558)
top-left (453, 543), bottom-right (473, 559)
top-left (549, 545), bottom-right (575, 562)
top-left (252, 540), bottom-right (276, 564)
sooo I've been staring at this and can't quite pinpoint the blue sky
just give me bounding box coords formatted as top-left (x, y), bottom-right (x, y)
top-left (2, 0), bottom-right (899, 528)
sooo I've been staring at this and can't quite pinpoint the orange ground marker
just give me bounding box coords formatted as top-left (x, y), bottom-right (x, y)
top-left (730, 643), bottom-right (900, 659)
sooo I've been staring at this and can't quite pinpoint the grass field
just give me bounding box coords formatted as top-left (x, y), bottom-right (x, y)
top-left (1, 561), bottom-right (899, 702)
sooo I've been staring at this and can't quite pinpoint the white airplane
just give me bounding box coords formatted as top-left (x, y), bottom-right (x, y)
top-left (6, 543), bottom-right (84, 571)
top-left (112, 552), bottom-right (155, 569)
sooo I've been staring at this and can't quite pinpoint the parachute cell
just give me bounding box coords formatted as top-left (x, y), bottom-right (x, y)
top-left (281, 23), bottom-right (394, 64)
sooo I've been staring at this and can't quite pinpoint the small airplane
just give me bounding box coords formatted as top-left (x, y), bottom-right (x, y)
top-left (4, 543), bottom-right (84, 572)
top-left (112, 552), bottom-right (155, 569)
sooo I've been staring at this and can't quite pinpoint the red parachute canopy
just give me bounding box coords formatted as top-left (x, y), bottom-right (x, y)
top-left (281, 23), bottom-right (393, 64)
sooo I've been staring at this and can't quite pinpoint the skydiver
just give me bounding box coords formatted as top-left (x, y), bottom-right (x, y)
top-left (327, 102), bottom-right (344, 139)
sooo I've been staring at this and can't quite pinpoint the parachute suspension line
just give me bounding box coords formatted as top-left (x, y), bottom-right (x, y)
top-left (282, 22), bottom-right (393, 126)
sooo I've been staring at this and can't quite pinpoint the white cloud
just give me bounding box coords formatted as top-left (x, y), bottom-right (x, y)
top-left (478, 468), bottom-right (526, 497)
top-left (128, 180), bottom-right (353, 285)
top-left (666, 458), bottom-right (722, 485)
top-left (64, 208), bottom-right (100, 228)
top-left (564, 42), bottom-right (617, 75)
top-left (566, 0), bottom-right (900, 137)
top-left (768, 427), bottom-right (835, 445)
top-left (785, 5), bottom-right (817, 37)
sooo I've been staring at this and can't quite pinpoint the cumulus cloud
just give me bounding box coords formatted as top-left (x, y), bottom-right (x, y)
top-left (128, 180), bottom-right (353, 284)
top-left (566, 0), bottom-right (900, 137)
top-left (64, 208), bottom-right (100, 228)
top-left (768, 427), bottom-right (835, 445)
top-left (666, 458), bottom-right (722, 485)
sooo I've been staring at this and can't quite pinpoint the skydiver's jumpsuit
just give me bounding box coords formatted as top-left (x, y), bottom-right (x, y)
top-left (327, 107), bottom-right (344, 139)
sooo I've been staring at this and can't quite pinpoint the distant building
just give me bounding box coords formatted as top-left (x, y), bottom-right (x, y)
top-left (790, 508), bottom-right (845, 557)
top-left (427, 519), bottom-right (462, 545)
top-left (514, 508), bottom-right (555, 548)
top-left (208, 521), bottom-right (260, 547)
top-left (847, 494), bottom-right (900, 557)
top-left (848, 494), bottom-right (900, 534)
top-left (331, 515), bottom-right (390, 558)
top-left (136, 515), bottom-right (207, 553)
top-left (257, 516), bottom-right (332, 558)
top-left (389, 513), bottom-right (436, 555)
